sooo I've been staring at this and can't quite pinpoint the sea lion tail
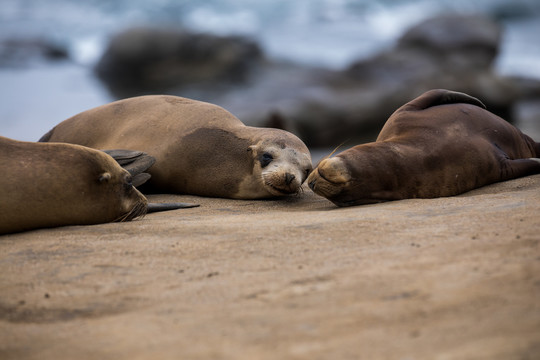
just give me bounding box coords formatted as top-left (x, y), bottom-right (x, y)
top-left (102, 149), bottom-right (156, 187)
top-left (403, 89), bottom-right (486, 111)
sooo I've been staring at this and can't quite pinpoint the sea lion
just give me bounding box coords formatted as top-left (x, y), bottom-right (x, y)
top-left (40, 95), bottom-right (313, 199)
top-left (0, 136), bottom-right (148, 234)
top-left (308, 89), bottom-right (540, 207)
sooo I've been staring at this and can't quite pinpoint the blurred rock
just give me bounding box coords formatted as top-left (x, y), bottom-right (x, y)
top-left (94, 16), bottom-right (538, 148)
top-left (341, 15), bottom-right (516, 126)
top-left (507, 76), bottom-right (540, 99)
top-left (398, 15), bottom-right (501, 69)
top-left (231, 15), bottom-right (521, 147)
top-left (0, 38), bottom-right (69, 68)
top-left (95, 27), bottom-right (263, 97)
top-left (276, 14), bottom-right (521, 146)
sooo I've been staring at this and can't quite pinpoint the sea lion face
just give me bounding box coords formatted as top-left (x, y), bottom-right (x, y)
top-left (96, 166), bottom-right (148, 222)
top-left (55, 150), bottom-right (150, 225)
top-left (308, 152), bottom-right (394, 207)
top-left (242, 140), bottom-right (312, 198)
top-left (65, 150), bottom-right (148, 223)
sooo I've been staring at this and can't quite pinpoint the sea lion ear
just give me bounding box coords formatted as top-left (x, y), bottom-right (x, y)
top-left (99, 172), bottom-right (111, 183)
top-left (247, 145), bottom-right (258, 153)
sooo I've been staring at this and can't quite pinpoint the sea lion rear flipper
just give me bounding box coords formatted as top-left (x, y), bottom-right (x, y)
top-left (403, 89), bottom-right (486, 111)
top-left (493, 145), bottom-right (540, 180)
top-left (500, 158), bottom-right (540, 181)
top-left (102, 149), bottom-right (156, 187)
top-left (147, 203), bottom-right (200, 213)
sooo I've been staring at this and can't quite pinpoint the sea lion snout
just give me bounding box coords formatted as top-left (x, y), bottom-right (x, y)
top-left (307, 157), bottom-right (353, 200)
top-left (285, 173), bottom-right (295, 185)
top-left (314, 157), bottom-right (352, 185)
top-left (263, 169), bottom-right (303, 195)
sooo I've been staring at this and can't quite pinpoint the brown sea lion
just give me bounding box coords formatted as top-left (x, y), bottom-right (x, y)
top-left (40, 95), bottom-right (313, 199)
top-left (308, 89), bottom-right (540, 207)
top-left (0, 137), bottom-right (148, 234)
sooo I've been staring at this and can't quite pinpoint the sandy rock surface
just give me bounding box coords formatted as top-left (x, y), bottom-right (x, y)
top-left (1, 175), bottom-right (539, 359)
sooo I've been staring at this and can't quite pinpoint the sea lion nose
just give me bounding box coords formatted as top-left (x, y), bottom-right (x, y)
top-left (285, 173), bottom-right (295, 185)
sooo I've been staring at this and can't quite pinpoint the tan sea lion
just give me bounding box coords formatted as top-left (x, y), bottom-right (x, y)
top-left (39, 95), bottom-right (313, 199)
top-left (0, 136), bottom-right (149, 234)
top-left (308, 89), bottom-right (540, 207)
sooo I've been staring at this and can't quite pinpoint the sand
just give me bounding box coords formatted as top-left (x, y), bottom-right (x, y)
top-left (1, 175), bottom-right (539, 360)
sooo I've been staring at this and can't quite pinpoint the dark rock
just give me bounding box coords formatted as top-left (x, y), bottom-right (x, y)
top-left (296, 14), bottom-right (519, 146)
top-left (397, 14), bottom-right (502, 69)
top-left (348, 14), bottom-right (502, 88)
top-left (95, 27), bottom-right (264, 97)
top-left (507, 76), bottom-right (540, 99)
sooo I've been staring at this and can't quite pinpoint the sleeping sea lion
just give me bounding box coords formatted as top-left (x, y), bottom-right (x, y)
top-left (0, 137), bottom-right (148, 234)
top-left (308, 89), bottom-right (540, 206)
top-left (40, 95), bottom-right (313, 199)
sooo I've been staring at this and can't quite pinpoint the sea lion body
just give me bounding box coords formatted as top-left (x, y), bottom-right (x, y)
top-left (0, 137), bottom-right (147, 234)
top-left (41, 96), bottom-right (312, 199)
top-left (308, 89), bottom-right (540, 206)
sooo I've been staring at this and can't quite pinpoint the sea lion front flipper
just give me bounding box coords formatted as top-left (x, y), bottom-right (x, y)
top-left (102, 149), bottom-right (156, 187)
top-left (403, 89), bottom-right (486, 112)
top-left (500, 158), bottom-right (540, 181)
top-left (131, 173), bottom-right (151, 188)
top-left (147, 203), bottom-right (200, 213)
top-left (102, 149), bottom-right (150, 166)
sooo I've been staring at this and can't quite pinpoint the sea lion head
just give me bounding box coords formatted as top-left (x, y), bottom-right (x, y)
top-left (63, 144), bottom-right (147, 224)
top-left (239, 130), bottom-right (312, 198)
top-left (77, 150), bottom-right (148, 223)
top-left (308, 146), bottom-right (399, 207)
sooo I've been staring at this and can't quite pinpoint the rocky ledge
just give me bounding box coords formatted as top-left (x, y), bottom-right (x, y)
top-left (1, 175), bottom-right (539, 359)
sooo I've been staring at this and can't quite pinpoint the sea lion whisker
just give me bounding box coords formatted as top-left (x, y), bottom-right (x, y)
top-left (115, 201), bottom-right (147, 222)
top-left (316, 140), bottom-right (350, 167)
top-left (265, 181), bottom-right (297, 195)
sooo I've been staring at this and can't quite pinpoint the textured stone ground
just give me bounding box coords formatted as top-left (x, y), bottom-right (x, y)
top-left (1, 175), bottom-right (539, 360)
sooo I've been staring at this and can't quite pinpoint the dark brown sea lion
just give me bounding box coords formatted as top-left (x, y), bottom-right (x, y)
top-left (308, 89), bottom-right (540, 206)
top-left (40, 95), bottom-right (312, 199)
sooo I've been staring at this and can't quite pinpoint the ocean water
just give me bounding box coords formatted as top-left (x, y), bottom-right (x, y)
top-left (1, 0), bottom-right (540, 141)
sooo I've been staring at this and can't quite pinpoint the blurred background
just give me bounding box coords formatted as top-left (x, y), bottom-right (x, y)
top-left (1, 0), bottom-right (540, 147)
